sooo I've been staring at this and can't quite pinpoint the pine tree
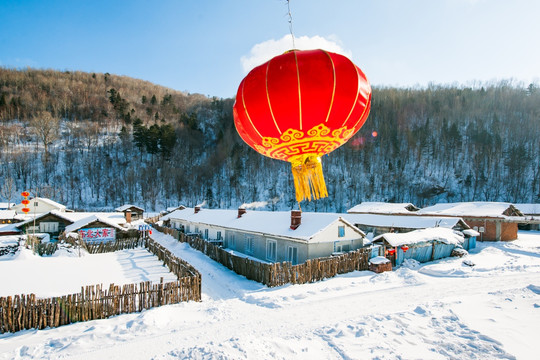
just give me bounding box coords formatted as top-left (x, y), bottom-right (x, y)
top-left (159, 124), bottom-right (177, 159)
top-left (133, 118), bottom-right (147, 152)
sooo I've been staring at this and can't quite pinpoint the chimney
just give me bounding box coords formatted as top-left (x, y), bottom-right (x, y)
top-left (194, 206), bottom-right (201, 214)
top-left (290, 210), bottom-right (302, 230)
top-left (125, 210), bottom-right (132, 223)
top-left (237, 207), bottom-right (247, 218)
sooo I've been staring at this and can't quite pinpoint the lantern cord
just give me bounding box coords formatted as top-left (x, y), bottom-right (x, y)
top-left (287, 0), bottom-right (296, 49)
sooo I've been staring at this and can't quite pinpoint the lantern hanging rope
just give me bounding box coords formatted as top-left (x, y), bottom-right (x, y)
top-left (233, 49), bottom-right (372, 203)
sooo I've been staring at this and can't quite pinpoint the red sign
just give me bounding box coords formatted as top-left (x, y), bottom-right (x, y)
top-left (78, 227), bottom-right (116, 243)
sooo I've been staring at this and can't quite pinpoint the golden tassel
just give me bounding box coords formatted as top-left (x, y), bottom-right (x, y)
top-left (290, 154), bottom-right (328, 203)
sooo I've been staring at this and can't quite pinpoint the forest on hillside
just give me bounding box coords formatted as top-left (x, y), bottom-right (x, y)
top-left (0, 67), bottom-right (539, 212)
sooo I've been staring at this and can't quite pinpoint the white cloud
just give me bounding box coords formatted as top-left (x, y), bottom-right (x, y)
top-left (240, 34), bottom-right (352, 74)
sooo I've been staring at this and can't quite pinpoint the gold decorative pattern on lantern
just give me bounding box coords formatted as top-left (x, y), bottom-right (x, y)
top-left (254, 124), bottom-right (354, 161)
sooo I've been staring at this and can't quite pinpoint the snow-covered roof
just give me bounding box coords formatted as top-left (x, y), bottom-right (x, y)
top-left (115, 204), bottom-right (145, 212)
top-left (0, 210), bottom-right (16, 220)
top-left (0, 223), bottom-right (21, 234)
top-left (0, 202), bottom-right (15, 210)
top-left (347, 202), bottom-right (419, 214)
top-left (33, 197), bottom-right (66, 210)
top-left (341, 213), bottom-right (467, 230)
top-left (417, 202), bottom-right (523, 218)
top-left (64, 215), bottom-right (127, 233)
top-left (513, 203), bottom-right (540, 215)
top-left (373, 227), bottom-right (464, 247)
top-left (16, 210), bottom-right (127, 228)
top-left (166, 205), bottom-right (186, 212)
top-left (462, 229), bottom-right (480, 237)
top-left (162, 208), bottom-right (365, 242)
top-left (369, 256), bottom-right (390, 265)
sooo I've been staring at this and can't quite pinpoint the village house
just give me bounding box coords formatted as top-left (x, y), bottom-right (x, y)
top-left (162, 207), bottom-right (366, 265)
top-left (15, 210), bottom-right (129, 241)
top-left (115, 205), bottom-right (145, 222)
top-left (64, 215), bottom-right (131, 243)
top-left (11, 197), bottom-right (67, 215)
top-left (416, 202), bottom-right (524, 241)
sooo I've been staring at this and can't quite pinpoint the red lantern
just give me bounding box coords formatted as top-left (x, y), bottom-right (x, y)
top-left (233, 49), bottom-right (371, 203)
top-left (21, 207), bottom-right (30, 213)
top-left (21, 199), bottom-right (30, 205)
top-left (401, 245), bottom-right (409, 253)
top-left (387, 248), bottom-right (396, 255)
top-left (21, 191), bottom-right (30, 197)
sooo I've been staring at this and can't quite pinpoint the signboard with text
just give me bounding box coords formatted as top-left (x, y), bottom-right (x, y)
top-left (78, 227), bottom-right (116, 243)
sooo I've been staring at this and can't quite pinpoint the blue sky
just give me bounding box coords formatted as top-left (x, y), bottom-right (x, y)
top-left (1, 0), bottom-right (539, 98)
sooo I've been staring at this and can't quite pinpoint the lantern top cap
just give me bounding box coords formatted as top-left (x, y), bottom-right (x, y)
top-left (283, 49), bottom-right (300, 54)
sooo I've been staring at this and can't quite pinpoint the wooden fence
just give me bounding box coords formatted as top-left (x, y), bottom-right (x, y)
top-left (84, 237), bottom-right (146, 254)
top-left (35, 242), bottom-right (58, 256)
top-left (152, 225), bottom-right (371, 287)
top-left (0, 238), bottom-right (201, 334)
top-left (145, 215), bottom-right (160, 224)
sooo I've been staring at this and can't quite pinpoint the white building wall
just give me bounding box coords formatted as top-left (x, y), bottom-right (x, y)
top-left (166, 217), bottom-right (363, 265)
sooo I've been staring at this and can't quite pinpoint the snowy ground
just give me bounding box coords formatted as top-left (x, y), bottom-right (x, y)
top-left (0, 231), bottom-right (539, 359)
top-left (0, 246), bottom-right (177, 298)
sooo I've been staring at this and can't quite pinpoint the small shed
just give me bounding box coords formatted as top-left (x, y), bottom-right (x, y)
top-left (372, 227), bottom-right (466, 266)
top-left (369, 256), bottom-right (392, 273)
top-left (115, 205), bottom-right (145, 222)
top-left (462, 229), bottom-right (479, 250)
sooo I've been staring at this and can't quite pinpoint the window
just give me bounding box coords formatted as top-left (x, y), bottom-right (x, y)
top-left (186, 224), bottom-right (190, 233)
top-left (204, 229), bottom-right (209, 239)
top-left (40, 222), bottom-right (59, 233)
top-left (217, 231), bottom-right (222, 240)
top-left (229, 234), bottom-right (235, 248)
top-left (338, 226), bottom-right (345, 237)
top-left (245, 236), bottom-right (254, 254)
top-left (266, 240), bottom-right (277, 261)
top-left (195, 226), bottom-right (199, 234)
top-left (288, 246), bottom-right (298, 265)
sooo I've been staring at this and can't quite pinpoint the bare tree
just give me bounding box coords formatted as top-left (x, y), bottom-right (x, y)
top-left (0, 176), bottom-right (15, 208)
top-left (29, 110), bottom-right (60, 155)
